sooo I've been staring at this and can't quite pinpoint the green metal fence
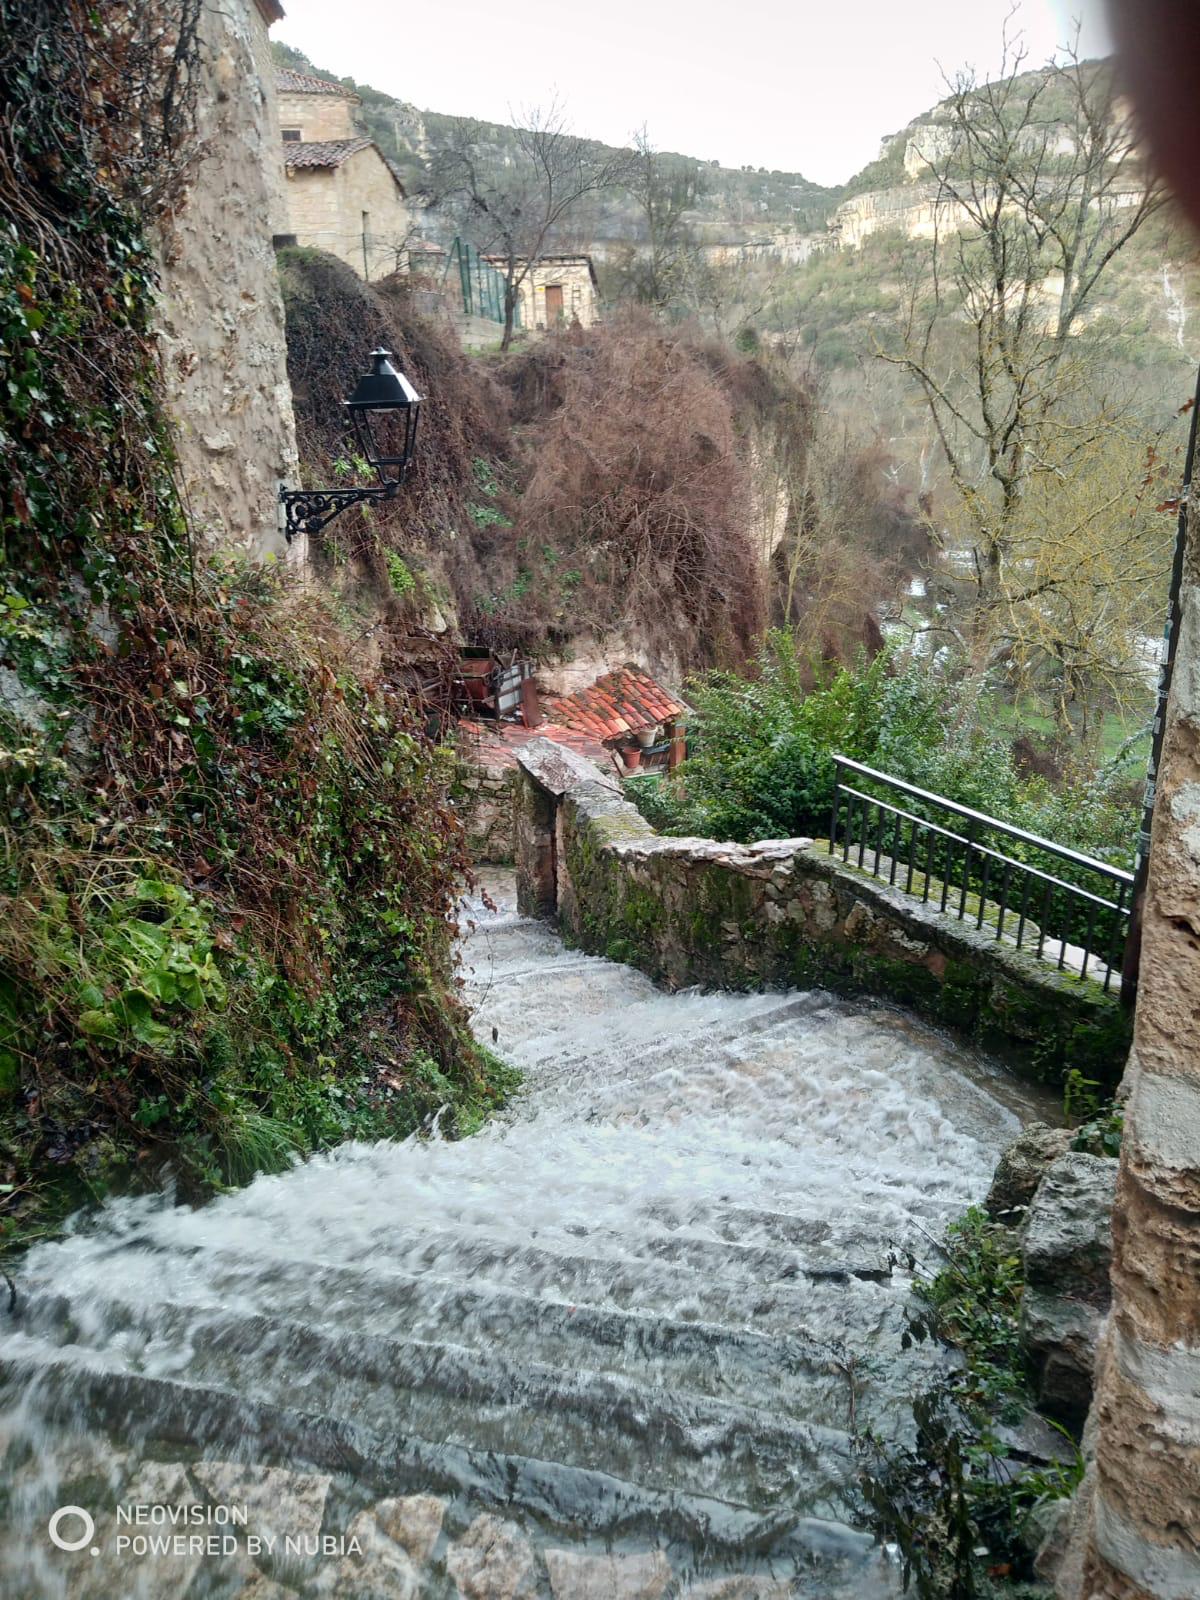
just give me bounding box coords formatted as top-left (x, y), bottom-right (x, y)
top-left (446, 237), bottom-right (520, 327)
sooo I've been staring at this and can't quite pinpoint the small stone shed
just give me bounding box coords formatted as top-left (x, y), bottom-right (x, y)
top-left (501, 256), bottom-right (600, 330)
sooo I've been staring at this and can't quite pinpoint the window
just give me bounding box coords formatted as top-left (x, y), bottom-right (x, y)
top-left (282, 128), bottom-right (302, 142)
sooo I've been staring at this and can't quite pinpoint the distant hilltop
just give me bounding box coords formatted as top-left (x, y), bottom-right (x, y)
top-left (267, 44), bottom-right (1141, 260)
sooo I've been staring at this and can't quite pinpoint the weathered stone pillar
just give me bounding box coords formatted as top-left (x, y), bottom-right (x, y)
top-left (1075, 484), bottom-right (1200, 1598)
top-left (514, 739), bottom-right (620, 920)
top-left (154, 0), bottom-right (300, 560)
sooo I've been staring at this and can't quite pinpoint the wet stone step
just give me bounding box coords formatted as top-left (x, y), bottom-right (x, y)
top-left (0, 1359), bottom-right (896, 1596)
top-left (11, 1281), bottom-right (881, 1421)
top-left (0, 875), bottom-right (1044, 1597)
top-left (1, 1322), bottom-right (858, 1516)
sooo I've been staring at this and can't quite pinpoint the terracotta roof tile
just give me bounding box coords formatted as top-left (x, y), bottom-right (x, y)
top-left (276, 69), bottom-right (359, 98)
top-left (544, 668), bottom-right (689, 743)
top-left (283, 137), bottom-right (374, 170)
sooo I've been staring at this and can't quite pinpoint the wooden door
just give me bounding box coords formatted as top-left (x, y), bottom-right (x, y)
top-left (544, 284), bottom-right (564, 326)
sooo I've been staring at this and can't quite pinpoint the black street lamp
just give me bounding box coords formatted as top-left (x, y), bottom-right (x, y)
top-left (281, 349), bottom-right (422, 542)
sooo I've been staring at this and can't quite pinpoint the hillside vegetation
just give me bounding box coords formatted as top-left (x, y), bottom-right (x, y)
top-left (278, 250), bottom-right (830, 672)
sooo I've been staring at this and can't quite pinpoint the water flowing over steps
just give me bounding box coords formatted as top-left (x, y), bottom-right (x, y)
top-left (0, 872), bottom-right (1051, 1599)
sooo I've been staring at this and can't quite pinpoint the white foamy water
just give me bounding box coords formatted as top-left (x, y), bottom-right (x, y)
top-left (0, 872), bottom-right (1051, 1598)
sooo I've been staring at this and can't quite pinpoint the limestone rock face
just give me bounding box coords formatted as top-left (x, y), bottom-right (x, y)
top-left (1023, 1153), bottom-right (1118, 1296)
top-left (1020, 1151), bottom-right (1117, 1424)
top-left (986, 1122), bottom-right (1074, 1219)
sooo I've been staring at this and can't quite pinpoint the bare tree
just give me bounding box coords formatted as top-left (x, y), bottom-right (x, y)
top-left (612, 129), bottom-right (708, 308)
top-left (881, 25), bottom-right (1167, 667)
top-left (426, 105), bottom-right (632, 350)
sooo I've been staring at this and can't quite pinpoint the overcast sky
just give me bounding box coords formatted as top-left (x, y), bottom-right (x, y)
top-left (274, 0), bottom-right (1112, 187)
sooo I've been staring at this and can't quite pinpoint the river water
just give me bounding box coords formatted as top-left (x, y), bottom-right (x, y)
top-left (0, 872), bottom-right (1050, 1599)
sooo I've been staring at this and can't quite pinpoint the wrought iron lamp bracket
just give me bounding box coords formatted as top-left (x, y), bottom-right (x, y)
top-left (280, 481), bottom-right (400, 542)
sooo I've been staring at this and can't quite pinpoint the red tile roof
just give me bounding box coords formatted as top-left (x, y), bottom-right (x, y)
top-left (546, 668), bottom-right (687, 743)
top-left (457, 718), bottom-right (610, 771)
top-left (283, 137), bottom-right (374, 170)
top-left (276, 69), bottom-right (359, 98)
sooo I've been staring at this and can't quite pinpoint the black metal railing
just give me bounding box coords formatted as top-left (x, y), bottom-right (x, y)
top-left (828, 756), bottom-right (1134, 992)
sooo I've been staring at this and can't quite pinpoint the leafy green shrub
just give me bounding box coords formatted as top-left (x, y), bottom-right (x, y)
top-left (628, 638), bottom-right (1138, 896)
top-left (385, 550), bottom-right (417, 597)
top-left (629, 635), bottom-right (888, 840)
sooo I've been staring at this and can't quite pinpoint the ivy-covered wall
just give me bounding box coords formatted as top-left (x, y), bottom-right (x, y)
top-left (514, 740), bottom-right (1131, 1087)
top-left (0, 0), bottom-right (511, 1251)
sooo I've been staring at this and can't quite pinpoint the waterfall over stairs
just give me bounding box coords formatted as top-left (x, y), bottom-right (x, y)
top-left (0, 871), bottom-right (1050, 1599)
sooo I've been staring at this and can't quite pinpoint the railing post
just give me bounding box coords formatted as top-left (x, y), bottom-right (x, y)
top-left (828, 761), bottom-right (841, 857)
top-left (956, 818), bottom-right (977, 920)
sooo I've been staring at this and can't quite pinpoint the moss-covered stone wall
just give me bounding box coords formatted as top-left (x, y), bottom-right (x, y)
top-left (514, 740), bottom-right (1131, 1088)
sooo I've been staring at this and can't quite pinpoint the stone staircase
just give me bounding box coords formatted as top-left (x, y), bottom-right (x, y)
top-left (0, 874), bottom-right (1047, 1598)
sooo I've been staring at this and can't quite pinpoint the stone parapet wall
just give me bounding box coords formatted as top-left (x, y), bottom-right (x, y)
top-left (513, 739), bottom-right (1130, 1086)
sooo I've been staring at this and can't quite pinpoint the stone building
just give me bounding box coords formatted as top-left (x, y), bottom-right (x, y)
top-left (277, 67), bottom-right (358, 141)
top-left (154, 0), bottom-right (299, 558)
top-left (276, 68), bottom-right (412, 281)
top-left (507, 256), bottom-right (600, 331)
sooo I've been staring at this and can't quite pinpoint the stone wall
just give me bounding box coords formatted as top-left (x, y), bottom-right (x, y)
top-left (513, 739), bottom-right (1131, 1085)
top-left (278, 86), bottom-right (358, 143)
top-left (154, 0), bottom-right (299, 559)
top-left (459, 763), bottom-right (517, 865)
top-left (1073, 486), bottom-right (1200, 1597)
top-left (284, 149), bottom-right (412, 283)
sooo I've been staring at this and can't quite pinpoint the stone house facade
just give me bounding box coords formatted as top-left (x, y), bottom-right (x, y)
top-left (277, 67), bottom-right (359, 141)
top-left (509, 256), bottom-right (600, 331)
top-left (277, 69), bottom-right (412, 281)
